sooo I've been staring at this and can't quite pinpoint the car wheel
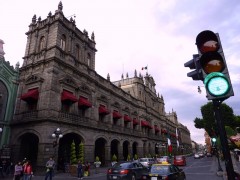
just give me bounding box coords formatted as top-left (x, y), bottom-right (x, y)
top-left (131, 174), bottom-right (136, 180)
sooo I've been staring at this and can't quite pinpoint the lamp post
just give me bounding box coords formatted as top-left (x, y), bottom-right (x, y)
top-left (212, 138), bottom-right (223, 172)
top-left (52, 128), bottom-right (63, 157)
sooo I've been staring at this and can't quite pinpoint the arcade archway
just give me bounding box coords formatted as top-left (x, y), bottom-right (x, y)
top-left (95, 138), bottom-right (107, 165)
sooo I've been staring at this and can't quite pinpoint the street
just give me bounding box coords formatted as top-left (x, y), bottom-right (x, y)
top-left (3, 155), bottom-right (227, 180)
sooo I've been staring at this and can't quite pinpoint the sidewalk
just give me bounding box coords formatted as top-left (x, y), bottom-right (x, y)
top-left (4, 166), bottom-right (110, 180)
top-left (216, 152), bottom-right (240, 180)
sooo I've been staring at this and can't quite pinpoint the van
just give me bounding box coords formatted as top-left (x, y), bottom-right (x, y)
top-left (139, 158), bottom-right (155, 167)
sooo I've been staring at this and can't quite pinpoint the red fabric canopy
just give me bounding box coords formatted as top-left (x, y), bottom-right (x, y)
top-left (133, 119), bottom-right (139, 125)
top-left (113, 111), bottom-right (122, 119)
top-left (78, 96), bottom-right (92, 108)
top-left (161, 129), bottom-right (167, 134)
top-left (124, 115), bottom-right (132, 122)
top-left (154, 126), bottom-right (160, 132)
top-left (141, 120), bottom-right (149, 127)
top-left (61, 90), bottom-right (78, 103)
top-left (99, 105), bottom-right (110, 115)
top-left (21, 88), bottom-right (39, 102)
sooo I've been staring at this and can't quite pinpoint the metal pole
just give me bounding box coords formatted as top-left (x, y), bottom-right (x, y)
top-left (215, 146), bottom-right (223, 172)
top-left (213, 100), bottom-right (235, 179)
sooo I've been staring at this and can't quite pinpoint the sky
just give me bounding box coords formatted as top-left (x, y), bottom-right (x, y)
top-left (1, 0), bottom-right (239, 145)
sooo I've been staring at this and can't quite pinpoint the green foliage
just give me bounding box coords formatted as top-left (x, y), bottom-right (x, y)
top-left (225, 126), bottom-right (236, 137)
top-left (134, 154), bottom-right (138, 160)
top-left (70, 141), bottom-right (77, 164)
top-left (148, 154), bottom-right (152, 158)
top-left (127, 154), bottom-right (131, 161)
top-left (194, 102), bottom-right (237, 137)
top-left (112, 154), bottom-right (117, 162)
top-left (78, 142), bottom-right (84, 163)
top-left (95, 156), bottom-right (100, 162)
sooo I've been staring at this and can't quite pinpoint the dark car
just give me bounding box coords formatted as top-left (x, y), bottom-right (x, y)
top-left (141, 162), bottom-right (186, 180)
top-left (173, 155), bottom-right (186, 166)
top-left (107, 161), bottom-right (149, 180)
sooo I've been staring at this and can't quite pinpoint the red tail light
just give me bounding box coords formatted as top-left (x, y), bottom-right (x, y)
top-left (164, 176), bottom-right (169, 180)
top-left (107, 169), bottom-right (112, 174)
top-left (120, 169), bottom-right (129, 174)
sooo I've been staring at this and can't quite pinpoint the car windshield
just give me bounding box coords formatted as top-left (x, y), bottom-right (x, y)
top-left (113, 162), bottom-right (131, 168)
top-left (150, 165), bottom-right (169, 174)
top-left (175, 156), bottom-right (183, 160)
top-left (140, 158), bottom-right (148, 162)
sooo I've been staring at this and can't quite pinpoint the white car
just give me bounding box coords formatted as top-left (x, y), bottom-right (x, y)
top-left (194, 154), bottom-right (200, 159)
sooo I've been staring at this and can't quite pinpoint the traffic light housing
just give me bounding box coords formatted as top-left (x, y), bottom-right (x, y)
top-left (185, 30), bottom-right (234, 100)
top-left (184, 54), bottom-right (203, 81)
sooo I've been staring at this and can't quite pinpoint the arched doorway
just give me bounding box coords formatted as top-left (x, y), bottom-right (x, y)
top-left (19, 133), bottom-right (39, 168)
top-left (94, 138), bottom-right (107, 165)
top-left (123, 141), bottom-right (129, 160)
top-left (110, 139), bottom-right (119, 161)
top-left (58, 133), bottom-right (82, 171)
top-left (132, 142), bottom-right (138, 158)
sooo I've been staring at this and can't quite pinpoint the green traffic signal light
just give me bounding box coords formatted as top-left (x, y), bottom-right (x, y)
top-left (212, 137), bottom-right (216, 142)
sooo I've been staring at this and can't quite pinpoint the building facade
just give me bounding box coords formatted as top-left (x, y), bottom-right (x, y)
top-left (0, 39), bottom-right (19, 158)
top-left (9, 2), bottom-right (191, 169)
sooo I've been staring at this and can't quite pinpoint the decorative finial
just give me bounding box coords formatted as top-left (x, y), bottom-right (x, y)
top-left (58, 1), bottom-right (63, 11)
top-left (0, 39), bottom-right (5, 58)
top-left (38, 16), bottom-right (41, 22)
top-left (134, 69), bottom-right (137, 77)
top-left (32, 14), bottom-right (36, 24)
top-left (126, 73), bottom-right (129, 78)
top-left (121, 74), bottom-right (124, 79)
top-left (91, 32), bottom-right (95, 41)
top-left (107, 73), bottom-right (110, 81)
top-left (48, 12), bottom-right (52, 17)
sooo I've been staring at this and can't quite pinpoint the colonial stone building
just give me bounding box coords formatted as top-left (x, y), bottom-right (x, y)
top-left (0, 39), bottom-right (19, 158)
top-left (9, 2), bottom-right (191, 169)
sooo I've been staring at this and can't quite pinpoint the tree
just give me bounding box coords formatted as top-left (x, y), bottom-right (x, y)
top-left (194, 102), bottom-right (237, 137)
top-left (70, 140), bottom-right (77, 164)
top-left (78, 142), bottom-right (84, 163)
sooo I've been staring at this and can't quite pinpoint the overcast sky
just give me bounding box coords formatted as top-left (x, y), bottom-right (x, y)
top-left (1, 0), bottom-right (239, 145)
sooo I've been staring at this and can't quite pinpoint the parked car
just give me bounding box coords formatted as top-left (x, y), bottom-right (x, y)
top-left (139, 158), bottom-right (155, 167)
top-left (107, 161), bottom-right (149, 180)
top-left (206, 152), bottom-right (212, 157)
top-left (141, 162), bottom-right (186, 180)
top-left (194, 153), bottom-right (200, 159)
top-left (173, 155), bottom-right (186, 166)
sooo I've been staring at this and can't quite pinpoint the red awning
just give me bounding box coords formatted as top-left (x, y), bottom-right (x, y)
top-left (161, 129), bottom-right (167, 134)
top-left (113, 111), bottom-right (122, 119)
top-left (133, 119), bottom-right (139, 125)
top-left (154, 126), bottom-right (160, 132)
top-left (61, 90), bottom-right (78, 103)
top-left (78, 96), bottom-right (92, 108)
top-left (21, 88), bottom-right (39, 102)
top-left (124, 115), bottom-right (132, 122)
top-left (99, 105), bottom-right (110, 115)
top-left (141, 120), bottom-right (149, 127)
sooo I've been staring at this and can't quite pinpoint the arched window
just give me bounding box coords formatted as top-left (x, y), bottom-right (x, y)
top-left (87, 53), bottom-right (91, 66)
top-left (60, 35), bottom-right (66, 50)
top-left (75, 44), bottom-right (80, 60)
top-left (39, 36), bottom-right (45, 51)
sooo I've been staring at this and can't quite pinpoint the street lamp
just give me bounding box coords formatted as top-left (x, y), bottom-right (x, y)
top-left (212, 138), bottom-right (223, 172)
top-left (52, 128), bottom-right (63, 156)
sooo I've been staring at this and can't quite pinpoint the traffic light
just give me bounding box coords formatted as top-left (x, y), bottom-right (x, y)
top-left (184, 54), bottom-right (203, 81)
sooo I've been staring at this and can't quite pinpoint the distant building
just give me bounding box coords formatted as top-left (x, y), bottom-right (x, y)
top-left (9, 2), bottom-right (191, 169)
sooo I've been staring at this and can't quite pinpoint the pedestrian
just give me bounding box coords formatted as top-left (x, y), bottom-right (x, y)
top-left (23, 160), bottom-right (33, 180)
top-left (45, 157), bottom-right (55, 180)
top-left (77, 160), bottom-right (83, 179)
top-left (84, 161), bottom-right (90, 176)
top-left (14, 161), bottom-right (23, 180)
top-left (0, 159), bottom-right (4, 178)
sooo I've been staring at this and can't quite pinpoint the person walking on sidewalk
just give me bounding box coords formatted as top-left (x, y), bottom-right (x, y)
top-left (45, 157), bottom-right (55, 180)
top-left (14, 161), bottom-right (23, 180)
top-left (23, 160), bottom-right (33, 180)
top-left (77, 160), bottom-right (83, 179)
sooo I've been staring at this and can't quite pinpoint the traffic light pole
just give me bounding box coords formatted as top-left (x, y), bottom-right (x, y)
top-left (213, 100), bottom-right (235, 179)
